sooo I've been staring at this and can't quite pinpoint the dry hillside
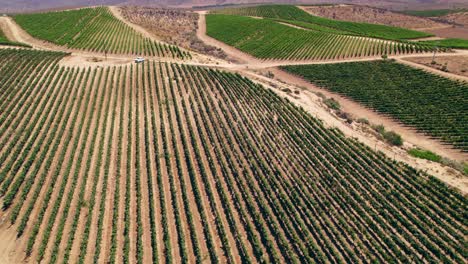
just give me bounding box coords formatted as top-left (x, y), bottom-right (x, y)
top-left (437, 11), bottom-right (468, 26)
top-left (300, 4), bottom-right (449, 30)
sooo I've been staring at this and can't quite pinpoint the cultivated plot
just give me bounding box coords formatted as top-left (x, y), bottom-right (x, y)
top-left (0, 49), bottom-right (465, 263)
top-left (13, 7), bottom-right (190, 58)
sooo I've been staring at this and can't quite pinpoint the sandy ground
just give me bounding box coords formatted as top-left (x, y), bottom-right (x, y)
top-left (0, 17), bottom-right (19, 43)
top-left (403, 55), bottom-right (468, 78)
top-left (109, 6), bottom-right (222, 66)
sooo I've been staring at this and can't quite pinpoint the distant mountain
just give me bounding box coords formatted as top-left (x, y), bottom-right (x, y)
top-left (1, 0), bottom-right (467, 13)
top-left (0, 0), bottom-right (122, 13)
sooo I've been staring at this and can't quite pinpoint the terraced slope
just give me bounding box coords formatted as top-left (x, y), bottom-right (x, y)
top-left (0, 49), bottom-right (466, 263)
top-left (283, 60), bottom-right (468, 151)
top-left (13, 7), bottom-right (189, 58)
top-left (212, 5), bottom-right (432, 40)
top-left (206, 14), bottom-right (431, 61)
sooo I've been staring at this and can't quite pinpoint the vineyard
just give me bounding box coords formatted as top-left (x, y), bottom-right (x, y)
top-left (212, 5), bottom-right (433, 40)
top-left (13, 7), bottom-right (189, 58)
top-left (421, 38), bottom-right (468, 49)
top-left (282, 60), bottom-right (468, 151)
top-left (206, 14), bottom-right (432, 61)
top-left (0, 49), bottom-right (466, 263)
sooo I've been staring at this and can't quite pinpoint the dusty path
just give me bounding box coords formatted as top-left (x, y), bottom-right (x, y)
top-left (397, 56), bottom-right (468, 82)
top-left (0, 17), bottom-right (20, 43)
top-left (238, 69), bottom-right (468, 194)
top-left (196, 11), bottom-right (261, 65)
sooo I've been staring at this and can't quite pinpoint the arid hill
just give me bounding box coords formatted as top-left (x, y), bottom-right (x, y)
top-left (2, 0), bottom-right (468, 13)
top-left (300, 4), bottom-right (449, 30)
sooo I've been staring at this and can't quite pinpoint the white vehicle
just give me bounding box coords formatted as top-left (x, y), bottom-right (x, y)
top-left (134, 57), bottom-right (145, 63)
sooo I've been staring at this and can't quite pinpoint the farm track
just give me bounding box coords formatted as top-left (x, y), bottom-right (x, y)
top-left (0, 6), bottom-right (467, 263)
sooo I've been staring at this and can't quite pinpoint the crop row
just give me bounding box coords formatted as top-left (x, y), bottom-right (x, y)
top-left (206, 14), bottom-right (433, 61)
top-left (0, 50), bottom-right (465, 263)
top-left (282, 60), bottom-right (468, 151)
top-left (13, 7), bottom-right (189, 58)
top-left (212, 5), bottom-right (433, 40)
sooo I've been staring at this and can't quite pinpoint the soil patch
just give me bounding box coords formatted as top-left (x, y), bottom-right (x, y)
top-left (403, 55), bottom-right (468, 77)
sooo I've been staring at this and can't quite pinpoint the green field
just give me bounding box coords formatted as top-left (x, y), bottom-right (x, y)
top-left (0, 49), bottom-right (466, 263)
top-left (207, 14), bottom-right (431, 60)
top-left (212, 5), bottom-right (433, 40)
top-left (13, 7), bottom-right (189, 58)
top-left (282, 61), bottom-right (468, 151)
top-left (401, 8), bottom-right (468, 17)
top-left (421, 38), bottom-right (468, 49)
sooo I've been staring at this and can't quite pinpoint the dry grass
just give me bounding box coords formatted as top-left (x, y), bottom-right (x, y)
top-left (119, 6), bottom-right (226, 59)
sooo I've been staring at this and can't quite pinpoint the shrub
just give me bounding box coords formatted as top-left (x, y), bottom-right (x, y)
top-left (408, 148), bottom-right (441, 162)
top-left (371, 124), bottom-right (403, 146)
top-left (357, 118), bottom-right (370, 125)
top-left (383, 131), bottom-right (403, 146)
top-left (371, 124), bottom-right (386, 135)
top-left (323, 97), bottom-right (340, 110)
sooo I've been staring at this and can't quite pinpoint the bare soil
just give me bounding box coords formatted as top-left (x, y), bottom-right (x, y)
top-left (117, 6), bottom-right (227, 60)
top-left (299, 4), bottom-right (449, 30)
top-left (424, 26), bottom-right (468, 39)
top-left (436, 12), bottom-right (468, 27)
top-left (404, 55), bottom-right (468, 77)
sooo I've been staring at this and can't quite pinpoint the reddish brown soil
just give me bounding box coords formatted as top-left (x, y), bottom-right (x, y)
top-left (437, 12), bottom-right (468, 27)
top-left (299, 4), bottom-right (449, 30)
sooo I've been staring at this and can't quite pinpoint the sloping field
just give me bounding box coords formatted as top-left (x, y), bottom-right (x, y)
top-left (13, 7), bottom-right (189, 58)
top-left (282, 60), bottom-right (468, 151)
top-left (212, 5), bottom-right (432, 40)
top-left (0, 49), bottom-right (466, 263)
top-left (206, 14), bottom-right (431, 61)
top-left (301, 4), bottom-right (449, 30)
top-left (0, 26), bottom-right (30, 47)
